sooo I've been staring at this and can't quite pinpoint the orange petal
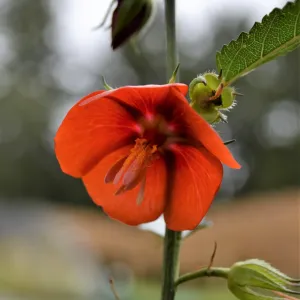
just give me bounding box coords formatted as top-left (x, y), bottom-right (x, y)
top-left (164, 145), bottom-right (223, 231)
top-left (83, 146), bottom-right (167, 226)
top-left (54, 91), bottom-right (138, 177)
top-left (79, 84), bottom-right (189, 116)
top-left (170, 88), bottom-right (241, 169)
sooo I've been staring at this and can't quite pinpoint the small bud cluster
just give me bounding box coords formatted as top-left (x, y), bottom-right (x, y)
top-left (189, 71), bottom-right (239, 124)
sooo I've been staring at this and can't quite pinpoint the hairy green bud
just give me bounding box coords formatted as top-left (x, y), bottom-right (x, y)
top-left (189, 72), bottom-right (238, 124)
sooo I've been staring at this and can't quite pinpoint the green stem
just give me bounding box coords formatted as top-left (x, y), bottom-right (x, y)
top-left (165, 0), bottom-right (178, 81)
top-left (175, 267), bottom-right (229, 287)
top-left (161, 1), bottom-right (181, 300)
top-left (161, 229), bottom-right (182, 300)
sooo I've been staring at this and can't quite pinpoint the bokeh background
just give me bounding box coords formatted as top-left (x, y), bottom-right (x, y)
top-left (0, 0), bottom-right (299, 299)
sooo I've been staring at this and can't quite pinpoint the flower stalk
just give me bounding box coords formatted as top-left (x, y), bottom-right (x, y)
top-left (161, 229), bottom-right (182, 300)
top-left (165, 0), bottom-right (178, 81)
top-left (175, 267), bottom-right (229, 287)
top-left (161, 1), bottom-right (182, 300)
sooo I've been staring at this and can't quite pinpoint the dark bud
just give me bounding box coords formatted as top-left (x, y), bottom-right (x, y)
top-left (111, 0), bottom-right (153, 50)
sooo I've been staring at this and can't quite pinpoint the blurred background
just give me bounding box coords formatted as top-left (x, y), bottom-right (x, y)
top-left (0, 0), bottom-right (299, 299)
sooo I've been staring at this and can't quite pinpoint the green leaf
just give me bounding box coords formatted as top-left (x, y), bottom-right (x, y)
top-left (216, 0), bottom-right (300, 85)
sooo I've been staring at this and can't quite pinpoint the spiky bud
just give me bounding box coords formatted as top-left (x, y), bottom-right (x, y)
top-left (189, 72), bottom-right (238, 124)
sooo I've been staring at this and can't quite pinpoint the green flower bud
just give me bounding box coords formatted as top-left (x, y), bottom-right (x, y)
top-left (189, 72), bottom-right (238, 124)
top-left (111, 0), bottom-right (153, 50)
top-left (228, 259), bottom-right (300, 300)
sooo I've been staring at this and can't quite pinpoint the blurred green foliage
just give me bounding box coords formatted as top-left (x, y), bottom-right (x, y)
top-left (133, 280), bottom-right (235, 300)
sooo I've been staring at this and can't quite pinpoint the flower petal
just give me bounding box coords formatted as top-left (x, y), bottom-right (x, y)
top-left (83, 146), bottom-right (167, 226)
top-left (169, 88), bottom-right (241, 169)
top-left (79, 84), bottom-right (189, 117)
top-left (164, 145), bottom-right (223, 231)
top-left (54, 91), bottom-right (138, 177)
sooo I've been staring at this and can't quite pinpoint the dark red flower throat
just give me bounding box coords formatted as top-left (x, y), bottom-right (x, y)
top-left (104, 113), bottom-right (177, 200)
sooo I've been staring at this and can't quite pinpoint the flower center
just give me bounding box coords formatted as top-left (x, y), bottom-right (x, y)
top-left (104, 138), bottom-right (158, 203)
top-left (139, 115), bottom-right (174, 147)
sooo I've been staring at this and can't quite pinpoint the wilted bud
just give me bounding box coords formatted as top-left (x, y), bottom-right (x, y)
top-left (111, 0), bottom-right (153, 50)
top-left (228, 259), bottom-right (300, 300)
top-left (189, 72), bottom-right (238, 124)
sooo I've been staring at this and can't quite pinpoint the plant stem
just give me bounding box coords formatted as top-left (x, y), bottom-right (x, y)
top-left (161, 229), bottom-right (182, 300)
top-left (165, 0), bottom-right (178, 81)
top-left (175, 267), bottom-right (229, 287)
top-left (161, 2), bottom-right (181, 300)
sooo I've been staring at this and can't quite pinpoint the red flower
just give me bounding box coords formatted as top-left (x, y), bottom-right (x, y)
top-left (54, 84), bottom-right (240, 231)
